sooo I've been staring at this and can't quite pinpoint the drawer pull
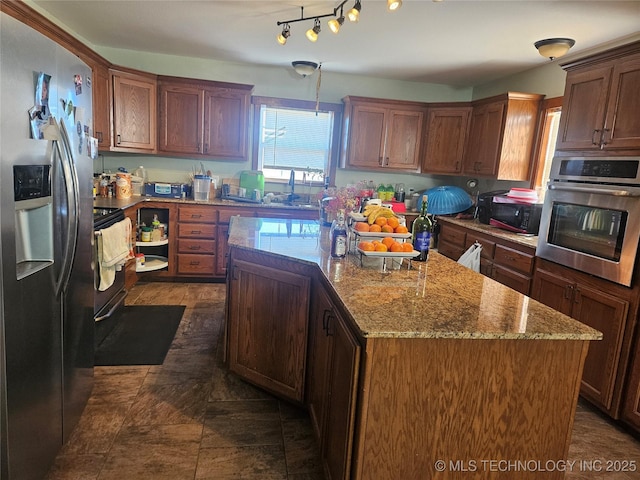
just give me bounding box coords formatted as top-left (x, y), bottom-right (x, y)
top-left (189, 245), bottom-right (201, 250)
top-left (191, 214), bottom-right (202, 218)
top-left (190, 261), bottom-right (200, 265)
top-left (191, 230), bottom-right (202, 234)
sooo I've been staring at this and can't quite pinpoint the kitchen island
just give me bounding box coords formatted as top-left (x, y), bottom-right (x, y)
top-left (226, 216), bottom-right (601, 480)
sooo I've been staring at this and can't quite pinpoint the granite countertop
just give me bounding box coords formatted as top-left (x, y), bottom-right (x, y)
top-left (94, 196), bottom-right (319, 212)
top-left (227, 216), bottom-right (601, 341)
top-left (437, 216), bottom-right (539, 249)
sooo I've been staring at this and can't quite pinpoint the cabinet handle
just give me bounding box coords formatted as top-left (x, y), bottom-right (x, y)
top-left (592, 129), bottom-right (601, 146)
top-left (564, 285), bottom-right (574, 300)
top-left (326, 314), bottom-right (335, 337)
top-left (322, 309), bottom-right (331, 331)
top-left (189, 245), bottom-right (201, 250)
top-left (191, 214), bottom-right (203, 218)
top-left (116, 134), bottom-right (122, 145)
top-left (191, 230), bottom-right (202, 234)
top-left (96, 131), bottom-right (103, 143)
top-left (574, 287), bottom-right (581, 304)
top-left (600, 128), bottom-right (610, 148)
top-left (204, 143), bottom-right (209, 153)
top-left (190, 261), bottom-right (200, 265)
top-left (378, 156), bottom-right (384, 166)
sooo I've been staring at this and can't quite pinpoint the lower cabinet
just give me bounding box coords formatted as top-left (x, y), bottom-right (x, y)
top-left (176, 205), bottom-right (217, 277)
top-left (531, 259), bottom-right (636, 417)
top-left (307, 280), bottom-right (361, 480)
top-left (227, 251), bottom-right (311, 402)
top-left (621, 340), bottom-right (640, 430)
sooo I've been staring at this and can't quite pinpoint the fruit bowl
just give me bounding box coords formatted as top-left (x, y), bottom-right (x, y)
top-left (356, 247), bottom-right (419, 257)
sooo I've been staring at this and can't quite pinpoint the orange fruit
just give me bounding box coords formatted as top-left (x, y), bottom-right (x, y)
top-left (381, 237), bottom-right (395, 248)
top-left (358, 241), bottom-right (375, 251)
top-left (381, 225), bottom-right (394, 233)
top-left (372, 240), bottom-right (381, 245)
top-left (387, 217), bottom-right (400, 229)
top-left (354, 222), bottom-right (370, 232)
top-left (374, 243), bottom-right (388, 252)
top-left (369, 224), bottom-right (382, 232)
top-left (395, 225), bottom-right (409, 234)
top-left (390, 242), bottom-right (404, 252)
top-left (402, 242), bottom-right (414, 252)
top-left (374, 217), bottom-right (388, 227)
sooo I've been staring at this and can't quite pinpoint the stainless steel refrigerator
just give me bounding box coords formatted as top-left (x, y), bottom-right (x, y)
top-left (1, 12), bottom-right (94, 480)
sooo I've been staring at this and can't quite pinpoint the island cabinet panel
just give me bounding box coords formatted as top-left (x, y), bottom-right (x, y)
top-left (216, 207), bottom-right (256, 277)
top-left (341, 96), bottom-right (425, 172)
top-left (421, 106), bottom-right (471, 174)
top-left (227, 254), bottom-right (311, 403)
top-left (110, 69), bottom-right (157, 153)
top-left (531, 264), bottom-right (631, 416)
top-left (307, 280), bottom-right (361, 480)
top-left (352, 337), bottom-right (589, 480)
top-left (556, 45), bottom-right (640, 152)
top-left (462, 92), bottom-right (543, 180)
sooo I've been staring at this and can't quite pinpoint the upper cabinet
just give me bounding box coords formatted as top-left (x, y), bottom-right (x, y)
top-left (556, 43), bottom-right (640, 152)
top-left (158, 76), bottom-right (253, 160)
top-left (421, 105), bottom-right (471, 175)
top-left (341, 96), bottom-right (425, 172)
top-left (462, 92), bottom-right (544, 180)
top-left (110, 68), bottom-right (157, 153)
top-left (86, 59), bottom-right (111, 150)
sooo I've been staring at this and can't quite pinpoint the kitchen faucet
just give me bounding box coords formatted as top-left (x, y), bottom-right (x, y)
top-left (288, 169), bottom-right (296, 202)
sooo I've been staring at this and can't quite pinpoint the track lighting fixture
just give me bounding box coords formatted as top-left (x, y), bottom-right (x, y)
top-left (276, 24), bottom-right (290, 45)
top-left (347, 0), bottom-right (361, 22)
top-left (276, 0), bottom-right (371, 45)
top-left (306, 18), bottom-right (321, 42)
top-left (387, 0), bottom-right (402, 11)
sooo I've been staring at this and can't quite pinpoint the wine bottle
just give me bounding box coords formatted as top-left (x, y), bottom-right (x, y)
top-left (330, 209), bottom-right (348, 258)
top-left (412, 194), bottom-right (433, 261)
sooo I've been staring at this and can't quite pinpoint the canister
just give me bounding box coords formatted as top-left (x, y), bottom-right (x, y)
top-left (140, 227), bottom-right (152, 242)
top-left (115, 172), bottom-right (131, 199)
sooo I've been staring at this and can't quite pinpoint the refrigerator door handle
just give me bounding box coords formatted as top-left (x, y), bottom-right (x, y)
top-left (53, 122), bottom-right (80, 298)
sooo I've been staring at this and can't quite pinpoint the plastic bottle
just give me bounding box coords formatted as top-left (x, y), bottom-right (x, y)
top-left (134, 165), bottom-right (148, 183)
top-left (330, 209), bottom-right (348, 258)
top-left (412, 194), bottom-right (434, 262)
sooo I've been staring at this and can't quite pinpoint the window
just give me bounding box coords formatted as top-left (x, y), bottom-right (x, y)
top-left (251, 96), bottom-right (342, 185)
top-left (531, 97), bottom-right (563, 200)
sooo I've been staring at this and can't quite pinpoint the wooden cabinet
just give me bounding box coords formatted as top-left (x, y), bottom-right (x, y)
top-left (307, 279), bottom-right (361, 480)
top-left (422, 105), bottom-right (471, 174)
top-left (621, 333), bottom-right (640, 430)
top-left (216, 206), bottom-right (256, 277)
top-left (556, 44), bottom-right (640, 152)
top-left (110, 69), bottom-right (157, 152)
top-left (90, 60), bottom-right (111, 150)
top-left (531, 259), bottom-right (635, 417)
top-left (158, 76), bottom-right (253, 160)
top-left (176, 205), bottom-right (217, 277)
top-left (462, 92), bottom-right (543, 180)
top-left (341, 96), bottom-right (425, 172)
top-left (227, 251), bottom-right (311, 403)
top-left (436, 221), bottom-right (467, 261)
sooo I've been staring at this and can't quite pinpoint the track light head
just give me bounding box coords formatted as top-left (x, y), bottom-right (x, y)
top-left (387, 0), bottom-right (402, 11)
top-left (348, 0), bottom-right (361, 22)
top-left (276, 24), bottom-right (291, 45)
top-left (328, 13), bottom-right (345, 34)
top-left (306, 18), bottom-right (321, 42)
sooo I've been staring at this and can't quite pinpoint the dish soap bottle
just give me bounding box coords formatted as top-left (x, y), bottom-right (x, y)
top-left (330, 209), bottom-right (348, 258)
top-left (412, 194), bottom-right (433, 261)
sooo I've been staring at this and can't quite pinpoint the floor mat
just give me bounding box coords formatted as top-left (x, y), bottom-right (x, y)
top-left (94, 305), bottom-right (185, 366)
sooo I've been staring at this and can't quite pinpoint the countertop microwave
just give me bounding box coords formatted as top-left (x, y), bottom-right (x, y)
top-left (490, 199), bottom-right (543, 234)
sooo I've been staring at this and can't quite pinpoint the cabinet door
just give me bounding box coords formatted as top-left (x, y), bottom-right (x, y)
top-left (463, 101), bottom-right (504, 176)
top-left (216, 224), bottom-right (230, 276)
top-left (323, 309), bottom-right (360, 480)
top-left (112, 72), bottom-right (157, 151)
top-left (604, 53), bottom-right (640, 149)
top-left (203, 88), bottom-right (250, 159)
top-left (422, 107), bottom-right (470, 174)
top-left (307, 285), bottom-right (334, 440)
top-left (556, 65), bottom-right (612, 150)
top-left (621, 342), bottom-right (640, 431)
top-left (531, 268), bottom-right (574, 316)
top-left (92, 62), bottom-right (111, 150)
top-left (347, 104), bottom-right (386, 168)
top-left (384, 109), bottom-right (423, 170)
top-left (572, 284), bottom-right (628, 411)
top-left (228, 259), bottom-right (310, 402)
top-left (158, 84), bottom-right (204, 154)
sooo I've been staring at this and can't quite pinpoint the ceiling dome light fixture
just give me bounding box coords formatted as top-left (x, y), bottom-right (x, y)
top-left (387, 0), bottom-right (402, 11)
top-left (276, 24), bottom-right (290, 45)
top-left (534, 37), bottom-right (576, 60)
top-left (306, 18), bottom-right (321, 42)
top-left (347, 0), bottom-right (362, 22)
top-left (292, 61), bottom-right (319, 78)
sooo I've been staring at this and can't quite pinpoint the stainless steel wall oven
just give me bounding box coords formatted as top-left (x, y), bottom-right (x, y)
top-left (536, 156), bottom-right (640, 286)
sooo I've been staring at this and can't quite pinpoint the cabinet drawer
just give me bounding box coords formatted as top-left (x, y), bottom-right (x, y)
top-left (177, 254), bottom-right (216, 275)
top-left (178, 238), bottom-right (215, 254)
top-left (178, 205), bottom-right (217, 223)
top-left (440, 225), bottom-right (466, 248)
top-left (177, 223), bottom-right (216, 239)
top-left (465, 235), bottom-right (495, 260)
top-left (492, 265), bottom-right (531, 295)
top-left (218, 207), bottom-right (255, 224)
top-left (437, 241), bottom-right (465, 261)
top-left (494, 244), bottom-right (534, 274)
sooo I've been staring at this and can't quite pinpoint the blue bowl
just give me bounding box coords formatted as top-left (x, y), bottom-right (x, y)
top-left (417, 186), bottom-right (473, 215)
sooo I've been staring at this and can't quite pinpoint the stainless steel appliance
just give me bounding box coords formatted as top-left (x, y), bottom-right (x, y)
top-left (93, 207), bottom-right (127, 322)
top-left (1, 13), bottom-right (94, 479)
top-left (536, 156), bottom-right (640, 286)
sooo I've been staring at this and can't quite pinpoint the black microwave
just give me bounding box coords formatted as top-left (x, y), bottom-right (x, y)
top-left (490, 200), bottom-right (543, 234)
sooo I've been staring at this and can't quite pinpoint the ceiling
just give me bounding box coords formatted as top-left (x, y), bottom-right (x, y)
top-left (31, 0), bottom-right (640, 87)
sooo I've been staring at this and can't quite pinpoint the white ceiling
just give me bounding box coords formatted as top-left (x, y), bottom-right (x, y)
top-left (32, 0), bottom-right (640, 87)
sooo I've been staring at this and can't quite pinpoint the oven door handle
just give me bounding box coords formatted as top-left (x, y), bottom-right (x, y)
top-left (548, 184), bottom-right (640, 197)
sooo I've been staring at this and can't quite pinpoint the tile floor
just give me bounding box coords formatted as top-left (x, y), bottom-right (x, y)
top-left (46, 282), bottom-right (640, 479)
